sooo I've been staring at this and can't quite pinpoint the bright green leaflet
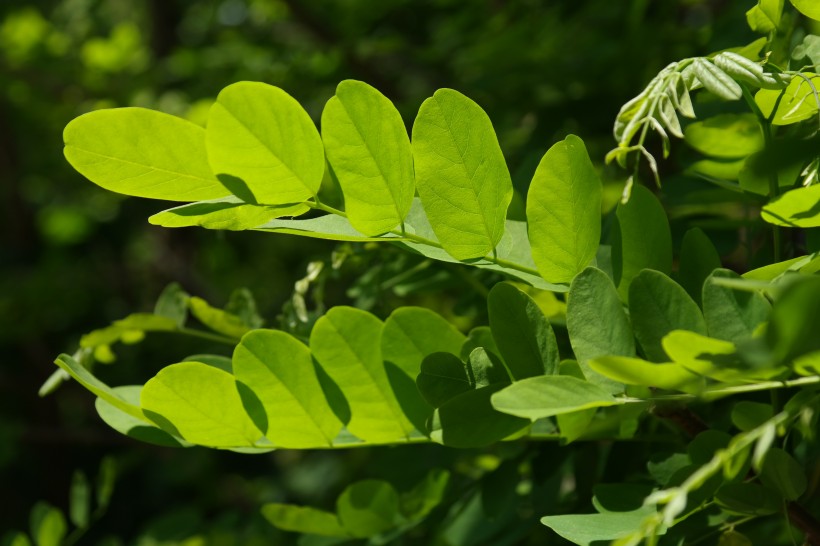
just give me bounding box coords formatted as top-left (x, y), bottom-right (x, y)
top-left (381, 307), bottom-right (465, 429)
top-left (541, 507), bottom-right (662, 546)
top-left (188, 297), bottom-right (251, 339)
top-left (310, 307), bottom-right (412, 442)
top-left (746, 0), bottom-right (782, 33)
top-left (261, 504), bottom-right (348, 537)
top-left (417, 352), bottom-right (473, 408)
top-left (336, 480), bottom-right (401, 538)
top-left (54, 354), bottom-right (148, 422)
top-left (487, 282), bottom-right (559, 379)
top-left (611, 185), bottom-right (673, 300)
top-left (683, 114), bottom-right (764, 159)
top-left (590, 356), bottom-right (702, 393)
top-left (206, 81), bottom-right (324, 204)
top-left (566, 267), bottom-right (634, 393)
top-left (140, 361), bottom-right (264, 448)
top-left (411, 88), bottom-right (513, 260)
top-left (430, 384), bottom-right (529, 448)
top-left (30, 503), bottom-right (67, 546)
top-left (762, 184), bottom-right (820, 227)
top-left (526, 134), bottom-right (601, 283)
top-left (678, 228), bottom-right (722, 306)
top-left (629, 269), bottom-right (707, 362)
top-left (755, 74), bottom-right (820, 125)
top-left (790, 0), bottom-right (820, 21)
top-left (702, 269), bottom-right (771, 343)
top-left (149, 197), bottom-right (309, 231)
top-left (321, 80), bottom-right (414, 235)
top-left (490, 375), bottom-right (620, 420)
top-left (232, 329), bottom-right (342, 448)
top-left (95, 385), bottom-right (190, 447)
top-left (63, 108), bottom-right (230, 202)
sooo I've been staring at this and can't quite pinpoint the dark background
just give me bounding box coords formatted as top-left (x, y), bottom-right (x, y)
top-left (0, 1), bottom-right (758, 543)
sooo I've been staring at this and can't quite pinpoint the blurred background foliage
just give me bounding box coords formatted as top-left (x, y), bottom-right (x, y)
top-left (0, 0), bottom-right (766, 543)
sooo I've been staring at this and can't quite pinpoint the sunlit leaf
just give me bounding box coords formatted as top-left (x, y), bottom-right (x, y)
top-left (206, 81), bottom-right (324, 204)
top-left (150, 197), bottom-right (309, 230)
top-left (64, 108), bottom-right (230, 201)
top-left (412, 88), bottom-right (512, 260)
top-left (526, 135), bottom-right (601, 283)
top-left (491, 375), bottom-right (620, 420)
top-left (261, 504), bottom-right (348, 537)
top-left (322, 80), bottom-right (414, 235)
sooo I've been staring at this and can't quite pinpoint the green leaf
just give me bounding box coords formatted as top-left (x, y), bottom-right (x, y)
top-left (79, 313), bottom-right (178, 348)
top-left (589, 356), bottom-right (702, 392)
top-left (755, 74), bottom-right (820, 125)
top-left (677, 228), bottom-right (721, 306)
top-left (3, 533), bottom-right (31, 546)
top-left (430, 384), bottom-right (529, 448)
top-left (261, 504), bottom-right (348, 537)
top-left (702, 269), bottom-right (770, 342)
top-left (793, 34), bottom-right (820, 66)
top-left (661, 331), bottom-right (768, 384)
top-left (526, 135), bottom-right (601, 283)
top-left (566, 267), bottom-right (635, 393)
top-left (321, 80), bottom-right (414, 235)
top-left (759, 447), bottom-right (807, 500)
top-left (206, 81), bottom-right (324, 204)
top-left (466, 347), bottom-right (511, 387)
top-left (541, 507), bottom-right (660, 546)
top-left (95, 456), bottom-right (116, 510)
top-left (382, 307), bottom-right (465, 430)
top-left (416, 352), bottom-right (473, 408)
top-left (746, 0), bottom-right (783, 32)
top-left (226, 288), bottom-right (264, 329)
top-left (718, 531), bottom-right (754, 546)
top-left (153, 283), bottom-right (189, 327)
top-left (54, 354), bottom-right (148, 422)
top-left (411, 88), bottom-right (512, 260)
top-left (490, 375), bottom-right (619, 420)
top-left (762, 184), bottom-right (820, 227)
top-left (400, 469), bottom-right (450, 521)
top-left (629, 270), bottom-right (707, 362)
top-left (64, 108), bottom-right (230, 202)
top-left (140, 361), bottom-right (264, 447)
top-left (233, 329), bottom-right (342, 448)
top-left (716, 482), bottom-right (781, 516)
top-left (593, 483), bottom-right (655, 513)
top-left (487, 282), bottom-right (559, 379)
top-left (611, 185), bottom-right (673, 300)
top-left (336, 480), bottom-right (400, 538)
top-left (29, 503), bottom-right (67, 546)
top-left (692, 58), bottom-right (742, 101)
top-left (731, 401), bottom-right (774, 432)
top-left (767, 276), bottom-right (820, 363)
top-left (310, 307), bottom-right (412, 442)
top-left (69, 471), bottom-right (90, 528)
top-left (95, 386), bottom-right (190, 447)
top-left (739, 135), bottom-right (818, 196)
top-left (188, 296), bottom-right (251, 339)
top-left (791, 0), bottom-right (820, 21)
top-left (149, 197), bottom-right (309, 230)
top-left (460, 326), bottom-right (500, 361)
top-left (683, 114), bottom-right (763, 159)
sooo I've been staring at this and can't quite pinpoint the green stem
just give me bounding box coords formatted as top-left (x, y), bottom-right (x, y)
top-left (309, 201), bottom-right (544, 278)
top-left (622, 375), bottom-right (820, 404)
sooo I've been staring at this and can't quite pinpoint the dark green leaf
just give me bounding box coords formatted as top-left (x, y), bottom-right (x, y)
top-left (677, 228), bottom-right (721, 306)
top-left (336, 480), bottom-right (400, 538)
top-left (759, 447), bottom-right (807, 500)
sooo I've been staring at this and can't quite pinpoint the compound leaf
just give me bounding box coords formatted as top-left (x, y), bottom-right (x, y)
top-left (322, 80), bottom-right (414, 235)
top-left (526, 135), bottom-right (601, 284)
top-left (412, 88), bottom-right (512, 260)
top-left (206, 81), bottom-right (324, 204)
top-left (64, 108), bottom-right (230, 202)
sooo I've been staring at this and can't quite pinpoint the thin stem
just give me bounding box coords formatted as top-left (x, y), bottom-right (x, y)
top-left (308, 201), bottom-right (544, 278)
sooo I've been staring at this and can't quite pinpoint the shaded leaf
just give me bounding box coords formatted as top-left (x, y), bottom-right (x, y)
top-left (336, 480), bottom-right (400, 538)
top-left (702, 269), bottom-right (770, 342)
top-left (261, 504), bottom-right (348, 537)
